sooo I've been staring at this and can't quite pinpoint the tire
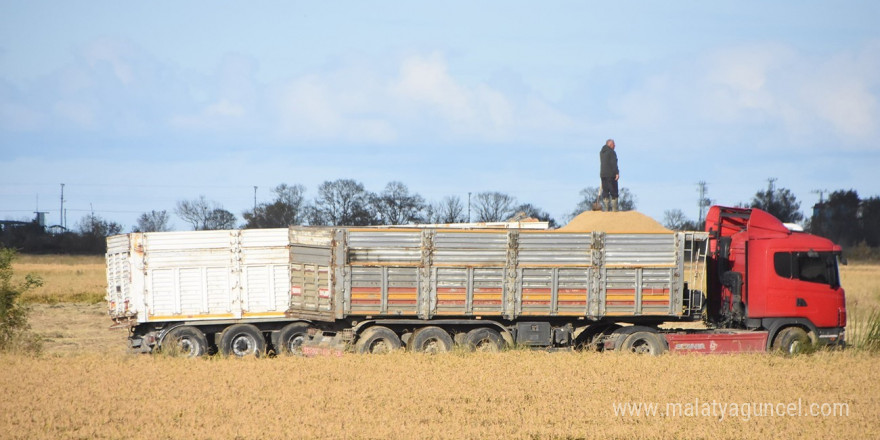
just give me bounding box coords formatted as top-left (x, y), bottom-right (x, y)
top-left (354, 326), bottom-right (401, 354)
top-left (774, 327), bottom-right (811, 354)
top-left (463, 327), bottom-right (504, 352)
top-left (620, 331), bottom-right (667, 355)
top-left (277, 323), bottom-right (311, 356)
top-left (162, 326), bottom-right (208, 357)
top-left (220, 324), bottom-right (266, 358)
top-left (408, 326), bottom-right (454, 353)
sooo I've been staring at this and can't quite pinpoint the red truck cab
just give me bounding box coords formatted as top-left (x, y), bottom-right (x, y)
top-left (704, 206), bottom-right (846, 350)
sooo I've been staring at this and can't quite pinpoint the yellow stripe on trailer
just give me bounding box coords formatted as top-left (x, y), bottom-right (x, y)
top-left (148, 313), bottom-right (236, 321)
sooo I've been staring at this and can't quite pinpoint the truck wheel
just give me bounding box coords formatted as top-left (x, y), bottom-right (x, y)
top-left (464, 327), bottom-right (504, 352)
top-left (355, 326), bottom-right (401, 354)
top-left (621, 331), bottom-right (666, 355)
top-left (277, 323), bottom-right (311, 356)
top-left (774, 327), bottom-right (811, 354)
top-left (220, 324), bottom-right (266, 358)
top-left (408, 326), bottom-right (453, 353)
top-left (162, 326), bottom-right (208, 357)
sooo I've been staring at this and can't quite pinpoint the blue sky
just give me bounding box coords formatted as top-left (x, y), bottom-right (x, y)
top-left (1, 1), bottom-right (879, 230)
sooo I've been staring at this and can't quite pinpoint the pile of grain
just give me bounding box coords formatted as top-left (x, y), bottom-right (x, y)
top-left (558, 211), bottom-right (671, 233)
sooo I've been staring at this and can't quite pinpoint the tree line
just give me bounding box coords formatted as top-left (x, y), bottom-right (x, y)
top-left (2, 179), bottom-right (617, 253)
top-left (2, 177), bottom-right (878, 256)
top-left (662, 179), bottom-right (880, 254)
top-left (171, 180), bottom-right (565, 231)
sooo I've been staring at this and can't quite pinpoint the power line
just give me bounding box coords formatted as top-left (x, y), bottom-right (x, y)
top-left (0, 182), bottom-right (268, 189)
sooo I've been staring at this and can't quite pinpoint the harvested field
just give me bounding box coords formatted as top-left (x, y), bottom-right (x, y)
top-left (559, 210), bottom-right (671, 232)
top-left (13, 254), bottom-right (105, 304)
top-left (27, 303), bottom-right (129, 356)
top-left (2, 258), bottom-right (879, 439)
top-left (1, 350), bottom-right (878, 439)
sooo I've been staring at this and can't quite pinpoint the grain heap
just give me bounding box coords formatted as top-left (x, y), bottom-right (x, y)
top-left (557, 211), bottom-right (671, 233)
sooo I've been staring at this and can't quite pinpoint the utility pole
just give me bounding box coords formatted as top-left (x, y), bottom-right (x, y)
top-left (60, 183), bottom-right (65, 228)
top-left (696, 181), bottom-right (709, 227)
top-left (253, 186), bottom-right (258, 212)
top-left (467, 192), bottom-right (472, 223)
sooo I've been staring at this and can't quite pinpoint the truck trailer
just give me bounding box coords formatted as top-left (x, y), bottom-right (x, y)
top-left (105, 206), bottom-right (846, 357)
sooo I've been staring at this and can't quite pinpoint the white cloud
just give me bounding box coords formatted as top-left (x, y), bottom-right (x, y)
top-left (392, 53), bottom-right (473, 120)
top-left (601, 42), bottom-right (880, 154)
top-left (701, 43), bottom-right (879, 146)
top-left (272, 53), bottom-right (549, 144)
top-left (274, 73), bottom-right (397, 143)
top-left (83, 38), bottom-right (137, 86)
top-left (5, 35), bottom-right (877, 158)
top-left (390, 53), bottom-right (519, 140)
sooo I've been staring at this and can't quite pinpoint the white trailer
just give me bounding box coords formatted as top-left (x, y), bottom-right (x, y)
top-left (106, 228), bottom-right (295, 356)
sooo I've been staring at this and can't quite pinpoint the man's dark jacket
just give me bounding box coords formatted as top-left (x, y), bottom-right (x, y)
top-left (600, 145), bottom-right (618, 178)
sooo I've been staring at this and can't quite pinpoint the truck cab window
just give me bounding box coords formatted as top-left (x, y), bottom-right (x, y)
top-left (774, 251), bottom-right (840, 288)
top-left (773, 253), bottom-right (793, 278)
top-left (797, 255), bottom-right (827, 284)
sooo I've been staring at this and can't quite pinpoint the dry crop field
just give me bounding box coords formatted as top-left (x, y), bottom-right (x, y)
top-left (2, 256), bottom-right (879, 439)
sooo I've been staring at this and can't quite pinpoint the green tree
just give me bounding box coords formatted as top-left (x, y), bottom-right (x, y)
top-left (0, 247), bottom-right (43, 353)
top-left (860, 196), bottom-right (880, 247)
top-left (750, 178), bottom-right (803, 223)
top-left (810, 190), bottom-right (861, 247)
top-left (243, 184), bottom-right (309, 228)
top-left (76, 213), bottom-right (124, 253)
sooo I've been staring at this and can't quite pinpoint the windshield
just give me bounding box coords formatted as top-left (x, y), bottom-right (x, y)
top-left (773, 251), bottom-right (840, 288)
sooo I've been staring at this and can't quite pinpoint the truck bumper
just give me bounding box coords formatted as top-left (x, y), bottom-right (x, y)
top-left (129, 331), bottom-right (158, 354)
top-left (816, 327), bottom-right (845, 347)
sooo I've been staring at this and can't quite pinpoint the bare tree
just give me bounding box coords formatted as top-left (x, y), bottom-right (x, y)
top-left (312, 179), bottom-right (377, 226)
top-left (663, 209), bottom-right (699, 231)
top-left (134, 210), bottom-right (172, 232)
top-left (374, 181), bottom-right (426, 225)
top-left (77, 213), bottom-right (123, 237)
top-left (176, 196), bottom-right (237, 230)
top-left (473, 192), bottom-right (517, 222)
top-left (243, 184), bottom-right (308, 228)
top-left (569, 187), bottom-right (637, 218)
top-left (431, 196), bottom-right (467, 223)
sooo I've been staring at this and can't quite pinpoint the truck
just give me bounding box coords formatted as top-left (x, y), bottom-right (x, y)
top-left (105, 205), bottom-right (846, 357)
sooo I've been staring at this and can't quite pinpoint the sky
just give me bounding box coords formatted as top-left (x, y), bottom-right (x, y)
top-left (1, 1), bottom-right (879, 231)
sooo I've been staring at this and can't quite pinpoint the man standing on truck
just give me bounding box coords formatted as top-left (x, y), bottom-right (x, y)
top-left (599, 138), bottom-right (619, 211)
